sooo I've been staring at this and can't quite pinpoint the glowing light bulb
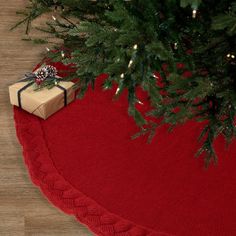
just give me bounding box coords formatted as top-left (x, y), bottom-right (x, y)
top-left (128, 60), bottom-right (133, 68)
top-left (52, 15), bottom-right (57, 21)
top-left (133, 44), bottom-right (138, 50)
top-left (192, 9), bottom-right (197, 18)
top-left (174, 42), bottom-right (178, 50)
top-left (153, 73), bottom-right (158, 79)
top-left (115, 87), bottom-right (120, 95)
top-left (120, 73), bottom-right (125, 78)
top-left (137, 100), bottom-right (144, 105)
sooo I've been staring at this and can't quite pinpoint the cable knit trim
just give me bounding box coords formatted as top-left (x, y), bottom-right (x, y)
top-left (14, 107), bottom-right (173, 236)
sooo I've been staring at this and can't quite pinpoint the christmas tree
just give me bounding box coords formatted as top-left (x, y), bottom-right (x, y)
top-left (13, 0), bottom-right (236, 166)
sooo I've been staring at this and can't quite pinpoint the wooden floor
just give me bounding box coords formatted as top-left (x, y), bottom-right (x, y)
top-left (0, 1), bottom-right (92, 235)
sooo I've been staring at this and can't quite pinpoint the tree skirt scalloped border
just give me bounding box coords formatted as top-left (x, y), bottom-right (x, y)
top-left (13, 62), bottom-right (236, 236)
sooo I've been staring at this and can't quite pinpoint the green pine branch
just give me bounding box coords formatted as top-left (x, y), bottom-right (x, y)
top-left (13, 0), bottom-right (236, 166)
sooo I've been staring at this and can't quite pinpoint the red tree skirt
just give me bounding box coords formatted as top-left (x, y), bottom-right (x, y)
top-left (14, 64), bottom-right (236, 236)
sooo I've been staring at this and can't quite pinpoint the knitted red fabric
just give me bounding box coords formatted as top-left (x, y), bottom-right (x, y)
top-left (14, 63), bottom-right (236, 236)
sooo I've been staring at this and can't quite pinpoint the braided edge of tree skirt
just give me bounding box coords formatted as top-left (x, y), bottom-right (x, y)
top-left (13, 107), bottom-right (172, 236)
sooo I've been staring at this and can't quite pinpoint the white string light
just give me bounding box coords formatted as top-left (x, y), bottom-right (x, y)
top-left (192, 9), bottom-right (197, 18)
top-left (120, 73), bottom-right (125, 78)
top-left (52, 15), bottom-right (57, 21)
top-left (115, 87), bottom-right (120, 95)
top-left (61, 51), bottom-right (65, 58)
top-left (153, 73), bottom-right (159, 79)
top-left (174, 42), bottom-right (178, 50)
top-left (227, 53), bottom-right (235, 59)
top-left (128, 59), bottom-right (133, 68)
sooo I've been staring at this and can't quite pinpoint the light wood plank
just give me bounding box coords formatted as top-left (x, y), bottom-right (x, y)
top-left (0, 1), bottom-right (92, 235)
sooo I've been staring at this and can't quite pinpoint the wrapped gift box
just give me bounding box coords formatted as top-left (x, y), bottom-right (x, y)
top-left (9, 81), bottom-right (75, 119)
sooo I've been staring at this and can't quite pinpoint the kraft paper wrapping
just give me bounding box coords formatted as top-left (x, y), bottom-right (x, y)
top-left (9, 81), bottom-right (75, 119)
